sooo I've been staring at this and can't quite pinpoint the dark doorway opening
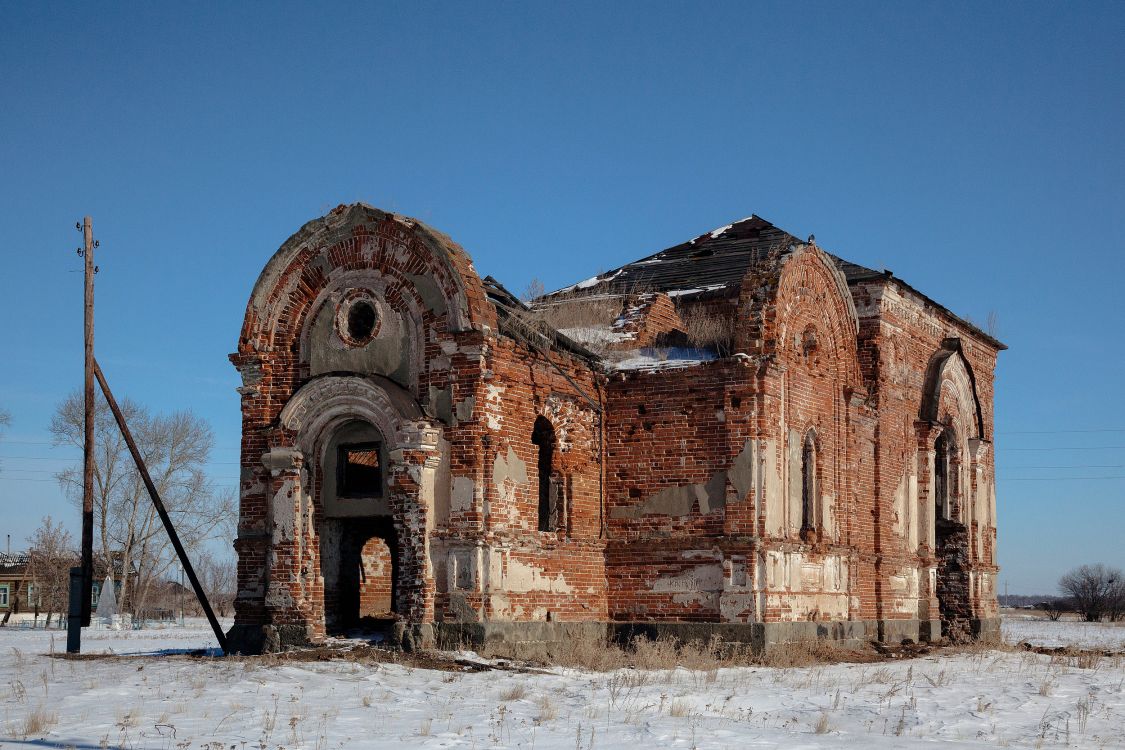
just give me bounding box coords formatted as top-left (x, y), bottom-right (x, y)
top-left (324, 518), bottom-right (397, 634)
top-left (932, 429), bottom-right (971, 640)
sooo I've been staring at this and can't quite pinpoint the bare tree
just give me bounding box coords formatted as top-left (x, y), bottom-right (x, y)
top-left (50, 391), bottom-right (235, 622)
top-left (195, 550), bottom-right (237, 619)
top-left (520, 278), bottom-right (546, 305)
top-left (26, 516), bottom-right (77, 627)
top-left (1039, 597), bottom-right (1071, 621)
top-left (1058, 564), bottom-right (1125, 622)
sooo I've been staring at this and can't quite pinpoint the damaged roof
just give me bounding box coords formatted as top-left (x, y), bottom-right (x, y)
top-left (541, 215), bottom-right (883, 300)
top-left (481, 275), bottom-right (602, 363)
top-left (538, 214), bottom-right (1004, 350)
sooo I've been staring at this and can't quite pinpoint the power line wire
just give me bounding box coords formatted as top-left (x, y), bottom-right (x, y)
top-left (1003, 464), bottom-right (1125, 470)
top-left (998, 446), bottom-right (1125, 451)
top-left (997, 428), bottom-right (1125, 434)
top-left (0, 454), bottom-right (241, 465)
top-left (998, 476), bottom-right (1125, 481)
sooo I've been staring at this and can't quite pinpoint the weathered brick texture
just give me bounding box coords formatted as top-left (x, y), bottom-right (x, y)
top-left (227, 204), bottom-right (1002, 653)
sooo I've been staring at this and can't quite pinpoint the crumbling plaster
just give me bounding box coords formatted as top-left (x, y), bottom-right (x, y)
top-left (228, 205), bottom-right (1002, 655)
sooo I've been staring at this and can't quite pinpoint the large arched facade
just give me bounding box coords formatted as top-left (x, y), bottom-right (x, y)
top-left (229, 208), bottom-right (1003, 655)
top-left (914, 341), bottom-right (996, 640)
top-left (228, 205), bottom-right (493, 653)
top-left (756, 244), bottom-right (864, 624)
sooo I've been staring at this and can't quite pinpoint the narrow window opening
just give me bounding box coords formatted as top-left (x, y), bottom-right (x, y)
top-left (934, 431), bottom-right (951, 521)
top-left (801, 431), bottom-right (817, 533)
top-left (338, 442), bottom-right (383, 498)
top-left (532, 417), bottom-right (557, 532)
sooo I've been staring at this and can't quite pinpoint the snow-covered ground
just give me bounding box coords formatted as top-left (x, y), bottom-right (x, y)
top-left (1002, 613), bottom-right (1125, 651)
top-left (1, 617), bottom-right (1122, 749)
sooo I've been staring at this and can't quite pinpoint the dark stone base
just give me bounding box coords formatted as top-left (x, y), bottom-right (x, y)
top-left (434, 621), bottom-right (609, 661)
top-left (972, 617), bottom-right (1002, 642)
top-left (230, 615), bottom-right (993, 657)
top-left (226, 623), bottom-right (317, 654)
top-left (435, 618), bottom-right (961, 659)
top-left (224, 623), bottom-right (267, 655)
top-left (919, 618), bottom-right (943, 643)
top-left (227, 620), bottom-right (434, 655)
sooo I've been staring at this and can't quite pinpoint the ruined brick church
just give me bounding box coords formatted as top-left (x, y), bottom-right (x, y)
top-left (228, 203), bottom-right (1002, 655)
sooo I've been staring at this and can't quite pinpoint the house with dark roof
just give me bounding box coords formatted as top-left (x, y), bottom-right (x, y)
top-left (228, 204), bottom-right (1002, 654)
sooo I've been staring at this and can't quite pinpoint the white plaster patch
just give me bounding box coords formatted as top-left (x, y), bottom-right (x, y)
top-left (822, 492), bottom-right (837, 541)
top-left (492, 446), bottom-right (528, 509)
top-left (484, 383), bottom-right (505, 432)
top-left (762, 438), bottom-right (784, 536)
top-left (452, 476), bottom-right (476, 513)
top-left (765, 593), bottom-right (849, 622)
top-left (719, 592), bottom-right (756, 621)
top-left (671, 591), bottom-right (718, 608)
top-left (271, 479), bottom-right (296, 540)
top-left (503, 558), bottom-right (573, 594)
top-left (800, 563), bottom-right (823, 590)
top-left (651, 564), bottom-right (725, 592)
top-left (892, 472), bottom-right (909, 537)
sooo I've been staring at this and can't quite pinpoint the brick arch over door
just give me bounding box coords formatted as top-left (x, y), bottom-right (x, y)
top-left (921, 342), bottom-right (985, 441)
top-left (275, 374), bottom-right (442, 626)
top-left (237, 202), bottom-right (497, 356)
top-left (917, 343), bottom-right (987, 639)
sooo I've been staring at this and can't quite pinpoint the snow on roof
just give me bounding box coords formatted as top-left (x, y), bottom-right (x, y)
top-left (554, 269), bottom-right (624, 295)
top-left (689, 216), bottom-right (755, 244)
top-left (557, 325), bottom-right (636, 347)
top-left (608, 347), bottom-right (718, 372)
top-left (666, 283), bottom-right (731, 298)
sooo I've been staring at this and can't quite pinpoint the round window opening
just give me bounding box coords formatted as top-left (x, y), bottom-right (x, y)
top-left (347, 300), bottom-right (378, 344)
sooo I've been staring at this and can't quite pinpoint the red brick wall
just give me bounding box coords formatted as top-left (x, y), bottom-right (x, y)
top-left (431, 335), bottom-right (608, 623)
top-left (359, 537), bottom-right (393, 618)
top-left (232, 207), bottom-right (1002, 646)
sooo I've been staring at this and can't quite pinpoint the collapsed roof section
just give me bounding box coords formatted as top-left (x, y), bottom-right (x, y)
top-left (519, 214), bottom-right (1003, 362)
top-left (541, 215), bottom-right (838, 301)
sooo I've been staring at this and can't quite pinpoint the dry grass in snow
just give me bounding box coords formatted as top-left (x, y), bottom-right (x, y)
top-left (0, 617), bottom-right (1121, 748)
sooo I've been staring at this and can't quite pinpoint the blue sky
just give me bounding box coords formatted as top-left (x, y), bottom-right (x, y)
top-left (0, 1), bottom-right (1122, 594)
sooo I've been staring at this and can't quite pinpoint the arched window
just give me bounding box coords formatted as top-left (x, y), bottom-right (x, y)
top-left (801, 430), bottom-right (817, 532)
top-left (934, 430), bottom-right (953, 521)
top-left (532, 417), bottom-right (557, 532)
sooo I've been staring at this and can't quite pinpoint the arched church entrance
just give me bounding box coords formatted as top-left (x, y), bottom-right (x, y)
top-left (328, 518), bottom-right (398, 631)
top-left (318, 418), bottom-right (400, 634)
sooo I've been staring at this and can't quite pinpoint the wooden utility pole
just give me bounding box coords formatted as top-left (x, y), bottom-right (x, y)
top-left (93, 359), bottom-right (229, 654)
top-left (80, 216), bottom-right (95, 628)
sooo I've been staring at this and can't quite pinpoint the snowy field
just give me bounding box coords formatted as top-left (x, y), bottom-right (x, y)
top-left (1002, 614), bottom-right (1125, 651)
top-left (0, 616), bottom-right (1121, 749)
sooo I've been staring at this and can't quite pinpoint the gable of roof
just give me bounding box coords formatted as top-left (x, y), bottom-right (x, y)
top-left (537, 214), bottom-right (1004, 350)
top-left (541, 215), bottom-right (883, 302)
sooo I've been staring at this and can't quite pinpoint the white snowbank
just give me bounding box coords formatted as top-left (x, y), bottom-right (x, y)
top-left (1, 617), bottom-right (1122, 748)
top-left (1002, 614), bottom-right (1125, 650)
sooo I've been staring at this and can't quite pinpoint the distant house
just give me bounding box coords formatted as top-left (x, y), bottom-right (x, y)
top-left (0, 548), bottom-right (137, 617)
top-left (0, 552), bottom-right (32, 614)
